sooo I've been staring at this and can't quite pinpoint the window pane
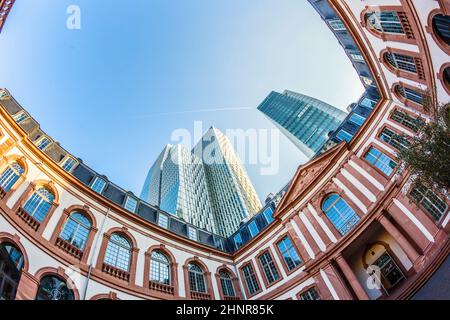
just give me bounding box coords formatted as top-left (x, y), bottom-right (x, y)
top-left (277, 237), bottom-right (302, 271)
top-left (365, 147), bottom-right (397, 176)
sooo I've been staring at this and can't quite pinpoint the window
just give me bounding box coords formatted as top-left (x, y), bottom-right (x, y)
top-left (219, 271), bottom-right (236, 297)
top-left (90, 177), bottom-right (106, 194)
top-left (150, 251), bottom-right (170, 285)
top-left (60, 157), bottom-right (77, 172)
top-left (248, 221), bottom-right (259, 237)
top-left (396, 85), bottom-right (425, 106)
top-left (366, 11), bottom-right (404, 34)
top-left (365, 147), bottom-right (398, 176)
top-left (234, 233), bottom-right (243, 248)
top-left (373, 252), bottom-right (406, 294)
top-left (188, 263), bottom-right (206, 293)
top-left (13, 112), bottom-right (29, 124)
top-left (242, 264), bottom-right (260, 295)
top-left (379, 127), bottom-right (410, 150)
top-left (336, 129), bottom-right (353, 142)
top-left (258, 251), bottom-right (280, 284)
top-left (0, 243), bottom-right (24, 300)
top-left (348, 50), bottom-right (365, 62)
top-left (410, 185), bottom-right (448, 221)
top-left (36, 137), bottom-right (51, 150)
top-left (328, 19), bottom-right (346, 31)
top-left (360, 97), bottom-right (377, 109)
top-left (277, 236), bottom-right (302, 271)
top-left (22, 187), bottom-right (55, 223)
top-left (322, 194), bottom-right (360, 236)
top-left (384, 52), bottom-right (417, 73)
top-left (124, 197), bottom-right (138, 213)
top-left (391, 110), bottom-right (423, 132)
top-left (188, 227), bottom-right (197, 241)
top-left (60, 212), bottom-right (91, 250)
top-left (263, 207), bottom-right (274, 224)
top-left (104, 233), bottom-right (132, 272)
top-left (0, 162), bottom-right (24, 192)
top-left (158, 214), bottom-right (169, 229)
top-left (35, 275), bottom-right (74, 300)
top-left (349, 113), bottom-right (366, 126)
top-left (432, 14), bottom-right (450, 46)
top-left (299, 287), bottom-right (321, 300)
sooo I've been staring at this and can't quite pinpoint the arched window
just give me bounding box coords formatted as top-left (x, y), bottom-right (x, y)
top-left (188, 263), bottom-right (206, 293)
top-left (0, 162), bottom-right (24, 193)
top-left (149, 251), bottom-right (170, 285)
top-left (383, 52), bottom-right (418, 74)
top-left (395, 85), bottom-right (426, 106)
top-left (35, 275), bottom-right (75, 300)
top-left (219, 271), bottom-right (236, 297)
top-left (432, 14), bottom-right (450, 46)
top-left (365, 11), bottom-right (404, 34)
top-left (104, 233), bottom-right (131, 272)
top-left (0, 243), bottom-right (24, 300)
top-left (22, 187), bottom-right (55, 223)
top-left (322, 194), bottom-right (360, 236)
top-left (60, 212), bottom-right (92, 251)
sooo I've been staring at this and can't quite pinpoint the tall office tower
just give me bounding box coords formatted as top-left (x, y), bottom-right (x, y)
top-left (140, 144), bottom-right (217, 233)
top-left (258, 90), bottom-right (347, 158)
top-left (193, 127), bottom-right (262, 237)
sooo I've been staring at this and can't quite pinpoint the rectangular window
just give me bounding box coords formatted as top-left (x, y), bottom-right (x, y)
top-left (248, 221), bottom-right (259, 237)
top-left (263, 207), bottom-right (274, 224)
top-left (188, 226), bottom-right (197, 241)
top-left (364, 147), bottom-right (398, 176)
top-left (234, 233), bottom-right (243, 248)
top-left (402, 87), bottom-right (425, 105)
top-left (158, 213), bottom-right (169, 229)
top-left (90, 177), bottom-right (107, 194)
top-left (299, 287), bottom-right (321, 300)
top-left (348, 50), bottom-right (365, 62)
top-left (391, 53), bottom-right (417, 73)
top-left (124, 197), bottom-right (138, 213)
top-left (410, 185), bottom-right (448, 221)
top-left (379, 127), bottom-right (410, 150)
top-left (277, 236), bottom-right (302, 271)
top-left (328, 19), bottom-right (346, 31)
top-left (391, 110), bottom-right (423, 132)
top-left (349, 113), bottom-right (366, 126)
top-left (13, 112), bottom-right (29, 124)
top-left (242, 264), bottom-right (260, 295)
top-left (258, 251), bottom-right (280, 284)
top-left (36, 137), bottom-right (51, 150)
top-left (60, 157), bottom-right (77, 172)
top-left (336, 129), bottom-right (353, 142)
top-left (360, 98), bottom-right (377, 109)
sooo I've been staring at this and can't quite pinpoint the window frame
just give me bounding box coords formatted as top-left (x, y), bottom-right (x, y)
top-left (256, 249), bottom-right (282, 288)
top-left (274, 234), bottom-right (303, 275)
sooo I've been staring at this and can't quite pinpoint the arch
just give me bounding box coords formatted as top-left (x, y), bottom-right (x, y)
top-left (215, 265), bottom-right (242, 300)
top-left (182, 257), bottom-right (214, 300)
top-left (321, 193), bottom-right (360, 236)
top-left (0, 232), bottom-right (29, 272)
top-left (379, 48), bottom-right (426, 84)
top-left (427, 10), bottom-right (450, 54)
top-left (50, 205), bottom-right (98, 263)
top-left (90, 292), bottom-right (120, 300)
top-left (437, 62), bottom-right (450, 96)
top-left (391, 82), bottom-right (430, 111)
top-left (95, 227), bottom-right (139, 284)
top-left (0, 155), bottom-right (28, 201)
top-left (144, 244), bottom-right (179, 297)
top-left (34, 266), bottom-right (80, 300)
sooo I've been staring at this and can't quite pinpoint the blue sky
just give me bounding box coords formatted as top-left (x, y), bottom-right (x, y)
top-left (0, 0), bottom-right (364, 201)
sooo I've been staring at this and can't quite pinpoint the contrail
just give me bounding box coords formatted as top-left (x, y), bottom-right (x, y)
top-left (128, 107), bottom-right (254, 118)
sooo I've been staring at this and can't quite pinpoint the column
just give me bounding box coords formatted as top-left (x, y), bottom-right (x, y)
top-left (335, 254), bottom-right (370, 300)
top-left (377, 214), bottom-right (420, 263)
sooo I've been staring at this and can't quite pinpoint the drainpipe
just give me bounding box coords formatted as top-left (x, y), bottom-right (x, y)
top-left (82, 207), bottom-right (111, 300)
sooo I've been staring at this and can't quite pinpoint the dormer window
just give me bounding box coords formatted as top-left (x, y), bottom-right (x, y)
top-left (158, 213), bottom-right (169, 229)
top-left (60, 156), bottom-right (77, 172)
top-left (328, 19), bottom-right (346, 31)
top-left (13, 111), bottom-right (29, 124)
top-left (124, 196), bottom-right (138, 213)
top-left (36, 136), bottom-right (51, 150)
top-left (90, 177), bottom-right (106, 194)
top-left (188, 226), bottom-right (198, 241)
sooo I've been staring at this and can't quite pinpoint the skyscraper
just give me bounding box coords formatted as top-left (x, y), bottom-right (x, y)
top-left (193, 127), bottom-right (262, 237)
top-left (257, 90), bottom-right (347, 158)
top-left (140, 144), bottom-right (217, 233)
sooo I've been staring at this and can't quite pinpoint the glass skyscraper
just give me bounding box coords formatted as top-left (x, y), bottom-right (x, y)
top-left (258, 90), bottom-right (347, 158)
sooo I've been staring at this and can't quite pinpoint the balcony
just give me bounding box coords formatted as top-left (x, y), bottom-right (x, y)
top-left (16, 207), bottom-right (40, 231)
top-left (102, 263), bottom-right (130, 282)
top-left (224, 295), bottom-right (240, 301)
top-left (190, 291), bottom-right (212, 300)
top-left (55, 237), bottom-right (83, 260)
top-left (149, 281), bottom-right (175, 296)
